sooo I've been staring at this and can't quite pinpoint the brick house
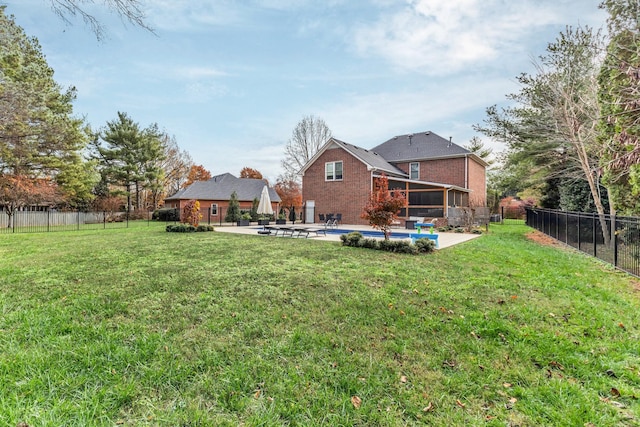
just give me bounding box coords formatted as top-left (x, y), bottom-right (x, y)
top-left (300, 131), bottom-right (487, 225)
top-left (164, 173), bottom-right (281, 221)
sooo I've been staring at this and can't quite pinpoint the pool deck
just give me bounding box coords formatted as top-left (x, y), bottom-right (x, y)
top-left (214, 223), bottom-right (481, 249)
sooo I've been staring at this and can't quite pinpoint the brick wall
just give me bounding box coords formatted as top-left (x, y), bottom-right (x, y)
top-left (467, 158), bottom-right (486, 206)
top-left (302, 146), bottom-right (372, 225)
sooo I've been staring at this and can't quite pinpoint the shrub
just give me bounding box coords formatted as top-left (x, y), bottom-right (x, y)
top-left (182, 200), bottom-right (202, 227)
top-left (340, 231), bottom-right (363, 247)
top-left (471, 229), bottom-right (483, 235)
top-left (454, 227), bottom-right (465, 233)
top-left (153, 208), bottom-right (179, 221)
top-left (165, 224), bottom-right (214, 233)
top-left (360, 238), bottom-right (380, 249)
top-left (414, 238), bottom-right (436, 253)
top-left (379, 239), bottom-right (417, 254)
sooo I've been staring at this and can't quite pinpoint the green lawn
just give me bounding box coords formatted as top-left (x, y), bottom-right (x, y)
top-left (1, 224), bottom-right (639, 426)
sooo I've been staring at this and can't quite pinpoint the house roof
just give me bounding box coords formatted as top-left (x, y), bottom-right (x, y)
top-left (299, 138), bottom-right (408, 177)
top-left (372, 131), bottom-right (488, 166)
top-left (165, 173), bottom-right (281, 203)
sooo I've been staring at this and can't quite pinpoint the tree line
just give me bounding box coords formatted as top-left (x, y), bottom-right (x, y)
top-left (0, 5), bottom-right (328, 222)
top-left (476, 0), bottom-right (640, 224)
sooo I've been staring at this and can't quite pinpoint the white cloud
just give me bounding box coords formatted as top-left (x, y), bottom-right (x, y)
top-left (351, 0), bottom-right (600, 75)
top-left (319, 74), bottom-right (518, 147)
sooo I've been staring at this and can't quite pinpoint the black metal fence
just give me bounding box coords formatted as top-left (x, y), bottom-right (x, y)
top-left (0, 210), bottom-right (156, 234)
top-left (526, 207), bottom-right (640, 278)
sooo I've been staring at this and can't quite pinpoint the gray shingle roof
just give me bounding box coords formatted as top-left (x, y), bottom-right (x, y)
top-left (165, 173), bottom-right (281, 202)
top-left (332, 139), bottom-right (408, 177)
top-left (371, 131), bottom-right (471, 162)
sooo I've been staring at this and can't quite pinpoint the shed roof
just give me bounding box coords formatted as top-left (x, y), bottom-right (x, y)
top-left (165, 173), bottom-right (281, 202)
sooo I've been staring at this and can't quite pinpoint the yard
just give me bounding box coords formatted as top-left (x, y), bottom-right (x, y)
top-left (1, 224), bottom-right (639, 426)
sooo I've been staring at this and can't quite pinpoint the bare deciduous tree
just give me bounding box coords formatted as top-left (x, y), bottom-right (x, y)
top-left (47, 0), bottom-right (153, 40)
top-left (281, 115), bottom-right (332, 180)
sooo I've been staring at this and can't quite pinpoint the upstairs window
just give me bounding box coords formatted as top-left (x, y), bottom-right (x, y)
top-left (410, 162), bottom-right (420, 180)
top-left (325, 161), bottom-right (343, 181)
top-left (210, 204), bottom-right (218, 215)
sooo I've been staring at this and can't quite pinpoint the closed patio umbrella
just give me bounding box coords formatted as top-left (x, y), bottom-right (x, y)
top-left (256, 185), bottom-right (274, 216)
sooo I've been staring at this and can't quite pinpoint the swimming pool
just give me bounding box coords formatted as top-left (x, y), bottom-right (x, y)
top-left (324, 228), bottom-right (413, 239)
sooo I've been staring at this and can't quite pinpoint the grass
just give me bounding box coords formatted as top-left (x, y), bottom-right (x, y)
top-left (1, 223), bottom-right (639, 426)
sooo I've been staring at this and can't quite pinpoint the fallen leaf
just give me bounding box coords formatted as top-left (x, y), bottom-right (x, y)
top-left (399, 310), bottom-right (406, 315)
top-left (511, 295), bottom-right (518, 299)
top-left (509, 397), bottom-right (518, 403)
top-left (549, 361), bottom-right (564, 370)
top-left (503, 383), bottom-right (512, 388)
top-left (423, 402), bottom-right (434, 412)
top-left (611, 387), bottom-right (621, 397)
top-left (400, 375), bottom-right (407, 383)
top-left (456, 399), bottom-right (466, 408)
top-left (254, 389), bottom-right (261, 399)
top-left (619, 322), bottom-right (626, 330)
top-left (351, 395), bottom-right (362, 409)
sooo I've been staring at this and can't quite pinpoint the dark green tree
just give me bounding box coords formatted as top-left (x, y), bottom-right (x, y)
top-left (225, 191), bottom-right (241, 223)
top-left (598, 0), bottom-right (640, 215)
top-left (0, 6), bottom-right (98, 215)
top-left (93, 112), bottom-right (165, 211)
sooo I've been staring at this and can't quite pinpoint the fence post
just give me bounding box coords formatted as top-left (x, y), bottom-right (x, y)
top-left (47, 210), bottom-right (50, 233)
top-left (593, 213), bottom-right (597, 258)
top-left (577, 212), bottom-right (581, 251)
top-left (501, 206), bottom-right (504, 224)
top-left (614, 225), bottom-right (618, 268)
top-left (77, 211), bottom-right (80, 230)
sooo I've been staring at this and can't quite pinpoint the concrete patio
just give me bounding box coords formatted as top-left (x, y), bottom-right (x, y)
top-left (214, 223), bottom-right (482, 249)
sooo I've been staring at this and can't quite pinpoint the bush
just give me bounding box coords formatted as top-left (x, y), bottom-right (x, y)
top-left (471, 229), bottom-right (483, 235)
top-left (153, 208), bottom-right (180, 221)
top-left (166, 224), bottom-right (214, 233)
top-left (340, 232), bottom-right (363, 247)
top-left (341, 231), bottom-right (433, 255)
top-left (414, 238), bottom-right (436, 253)
top-left (360, 238), bottom-right (380, 249)
top-left (379, 239), bottom-right (417, 254)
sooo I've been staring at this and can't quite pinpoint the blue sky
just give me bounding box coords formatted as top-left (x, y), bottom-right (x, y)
top-left (6, 0), bottom-right (606, 182)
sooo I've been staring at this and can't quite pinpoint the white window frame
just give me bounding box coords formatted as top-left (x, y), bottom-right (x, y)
top-left (410, 162), bottom-right (420, 180)
top-left (210, 203), bottom-right (218, 215)
top-left (325, 161), bottom-right (343, 181)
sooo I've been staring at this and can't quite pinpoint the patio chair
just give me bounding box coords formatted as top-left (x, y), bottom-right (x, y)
top-left (318, 214), bottom-right (325, 223)
top-left (335, 213), bottom-right (342, 224)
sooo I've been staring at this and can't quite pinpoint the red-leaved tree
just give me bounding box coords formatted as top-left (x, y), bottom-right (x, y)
top-left (182, 199), bottom-right (202, 227)
top-left (361, 174), bottom-right (407, 240)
